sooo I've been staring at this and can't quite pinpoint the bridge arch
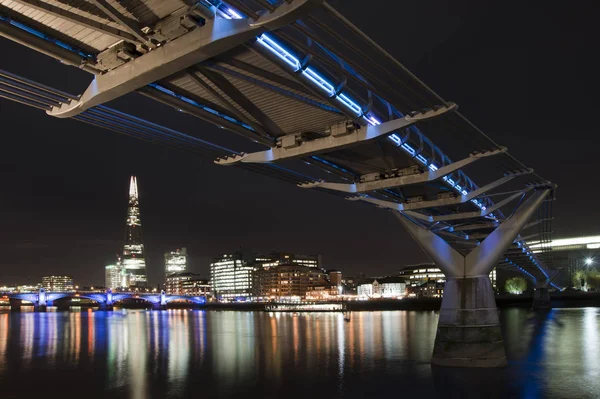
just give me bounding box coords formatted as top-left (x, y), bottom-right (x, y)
top-left (163, 295), bottom-right (206, 305)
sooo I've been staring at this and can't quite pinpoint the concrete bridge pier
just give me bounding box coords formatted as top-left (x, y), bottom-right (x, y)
top-left (152, 290), bottom-right (168, 310)
top-left (532, 281), bottom-right (551, 309)
top-left (34, 288), bottom-right (48, 312)
top-left (100, 289), bottom-right (114, 311)
top-left (9, 298), bottom-right (22, 312)
top-left (395, 189), bottom-right (550, 367)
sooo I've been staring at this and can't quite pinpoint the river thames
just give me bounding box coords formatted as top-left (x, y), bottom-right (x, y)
top-left (0, 308), bottom-right (598, 398)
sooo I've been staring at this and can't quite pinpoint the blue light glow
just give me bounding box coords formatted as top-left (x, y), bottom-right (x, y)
top-left (1, 16), bottom-right (94, 60)
top-left (416, 154), bottom-right (428, 165)
top-left (336, 93), bottom-right (362, 116)
top-left (303, 67), bottom-right (335, 96)
top-left (401, 143), bottom-right (415, 156)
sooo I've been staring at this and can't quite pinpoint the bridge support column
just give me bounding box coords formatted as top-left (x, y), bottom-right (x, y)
top-left (152, 290), bottom-right (168, 310)
top-left (35, 288), bottom-right (48, 312)
top-left (395, 189), bottom-right (550, 367)
top-left (532, 281), bottom-right (551, 309)
top-left (100, 289), bottom-right (114, 311)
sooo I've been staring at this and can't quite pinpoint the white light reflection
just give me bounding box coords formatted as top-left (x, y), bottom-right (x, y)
top-left (168, 310), bottom-right (190, 395)
top-left (0, 313), bottom-right (7, 375)
top-left (584, 308), bottom-right (599, 372)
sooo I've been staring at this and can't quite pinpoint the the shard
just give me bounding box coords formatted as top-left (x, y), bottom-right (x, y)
top-left (121, 176), bottom-right (147, 288)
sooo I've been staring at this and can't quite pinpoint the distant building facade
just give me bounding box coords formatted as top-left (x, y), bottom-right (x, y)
top-left (328, 270), bottom-right (342, 286)
top-left (42, 276), bottom-right (74, 292)
top-left (399, 263), bottom-right (497, 297)
top-left (254, 264), bottom-right (311, 301)
top-left (165, 247), bottom-right (187, 276)
top-left (529, 235), bottom-right (600, 289)
top-left (165, 272), bottom-right (210, 295)
top-left (210, 253), bottom-right (253, 300)
top-left (357, 277), bottom-right (406, 298)
top-left (105, 263), bottom-right (123, 290)
top-left (252, 251), bottom-right (321, 269)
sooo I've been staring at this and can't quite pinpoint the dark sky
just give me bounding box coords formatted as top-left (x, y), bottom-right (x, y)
top-left (0, 0), bottom-right (597, 286)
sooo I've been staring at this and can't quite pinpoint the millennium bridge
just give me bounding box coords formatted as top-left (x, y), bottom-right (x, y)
top-left (0, 0), bottom-right (559, 367)
top-left (2, 288), bottom-right (206, 311)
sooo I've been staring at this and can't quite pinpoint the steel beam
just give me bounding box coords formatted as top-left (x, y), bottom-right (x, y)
top-left (90, 0), bottom-right (150, 45)
top-left (215, 104), bottom-right (456, 165)
top-left (195, 66), bottom-right (285, 136)
top-left (48, 0), bottom-right (319, 118)
top-left (450, 221), bottom-right (499, 232)
top-left (0, 14), bottom-right (100, 74)
top-left (467, 190), bottom-right (551, 276)
top-left (350, 171), bottom-right (524, 211)
top-left (403, 189), bottom-right (529, 223)
top-left (10, 0), bottom-right (141, 44)
top-left (299, 147), bottom-right (506, 192)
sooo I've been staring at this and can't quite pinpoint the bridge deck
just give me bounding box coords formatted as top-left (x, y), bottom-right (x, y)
top-left (0, 0), bottom-right (556, 285)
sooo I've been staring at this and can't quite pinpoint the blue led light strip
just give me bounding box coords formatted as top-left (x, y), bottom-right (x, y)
top-left (0, 16), bottom-right (94, 60)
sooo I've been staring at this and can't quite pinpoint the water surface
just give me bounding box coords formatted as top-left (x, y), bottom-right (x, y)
top-left (0, 308), bottom-right (598, 398)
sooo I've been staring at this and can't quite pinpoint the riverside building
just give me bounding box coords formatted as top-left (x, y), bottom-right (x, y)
top-left (165, 272), bottom-right (210, 295)
top-left (210, 253), bottom-right (253, 300)
top-left (165, 247), bottom-right (187, 276)
top-left (41, 276), bottom-right (74, 292)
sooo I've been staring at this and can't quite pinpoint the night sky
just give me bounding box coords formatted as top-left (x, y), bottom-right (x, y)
top-left (0, 0), bottom-right (596, 286)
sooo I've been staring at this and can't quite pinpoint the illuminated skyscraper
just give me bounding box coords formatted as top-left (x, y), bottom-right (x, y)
top-left (122, 176), bottom-right (147, 287)
top-left (165, 247), bottom-right (187, 276)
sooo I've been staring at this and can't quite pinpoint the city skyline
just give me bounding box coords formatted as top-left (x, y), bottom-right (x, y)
top-left (0, 0), bottom-right (596, 288)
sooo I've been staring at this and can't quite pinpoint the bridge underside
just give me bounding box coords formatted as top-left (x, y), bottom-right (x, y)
top-left (0, 0), bottom-right (557, 367)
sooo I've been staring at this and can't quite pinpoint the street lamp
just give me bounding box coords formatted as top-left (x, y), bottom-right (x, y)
top-left (585, 257), bottom-right (594, 266)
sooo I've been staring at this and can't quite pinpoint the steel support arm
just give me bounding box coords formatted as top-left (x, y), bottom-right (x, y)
top-left (402, 189), bottom-right (529, 223)
top-left (394, 212), bottom-right (465, 277)
top-left (394, 190), bottom-right (550, 278)
top-left (215, 104), bottom-right (457, 164)
top-left (352, 172), bottom-right (524, 211)
top-left (299, 147), bottom-right (506, 192)
top-left (467, 190), bottom-right (550, 276)
top-left (48, 0), bottom-right (319, 118)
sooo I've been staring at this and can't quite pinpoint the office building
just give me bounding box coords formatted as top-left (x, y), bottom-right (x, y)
top-left (42, 276), bottom-right (74, 292)
top-left (165, 272), bottom-right (210, 295)
top-left (165, 247), bottom-right (187, 276)
top-left (254, 264), bottom-right (311, 301)
top-left (210, 253), bottom-right (253, 300)
top-left (121, 176), bottom-right (147, 287)
top-left (105, 263), bottom-right (123, 290)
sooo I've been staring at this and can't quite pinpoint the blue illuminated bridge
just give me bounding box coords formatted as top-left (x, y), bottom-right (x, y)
top-left (3, 289), bottom-right (206, 311)
top-left (0, 0), bottom-right (558, 367)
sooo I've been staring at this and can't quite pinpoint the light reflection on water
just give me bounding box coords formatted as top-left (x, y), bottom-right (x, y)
top-left (0, 308), bottom-right (597, 398)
